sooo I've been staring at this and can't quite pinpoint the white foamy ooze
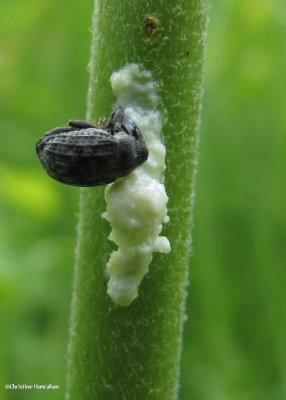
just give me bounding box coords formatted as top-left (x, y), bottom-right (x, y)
top-left (102, 64), bottom-right (170, 307)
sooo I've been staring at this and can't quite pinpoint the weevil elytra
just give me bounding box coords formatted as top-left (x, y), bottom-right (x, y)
top-left (36, 106), bottom-right (149, 186)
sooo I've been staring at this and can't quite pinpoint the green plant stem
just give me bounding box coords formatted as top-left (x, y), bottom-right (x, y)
top-left (66, 1), bottom-right (208, 399)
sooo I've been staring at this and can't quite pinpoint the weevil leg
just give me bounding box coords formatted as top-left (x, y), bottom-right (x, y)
top-left (107, 106), bottom-right (125, 133)
top-left (68, 120), bottom-right (96, 130)
top-left (98, 116), bottom-right (108, 128)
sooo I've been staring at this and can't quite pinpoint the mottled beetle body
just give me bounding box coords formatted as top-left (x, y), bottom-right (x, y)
top-left (36, 107), bottom-right (149, 186)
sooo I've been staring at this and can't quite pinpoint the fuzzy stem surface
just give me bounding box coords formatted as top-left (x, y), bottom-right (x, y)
top-left (66, 1), bottom-right (208, 399)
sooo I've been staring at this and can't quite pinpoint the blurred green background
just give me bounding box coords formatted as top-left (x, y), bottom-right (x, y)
top-left (0, 0), bottom-right (285, 399)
